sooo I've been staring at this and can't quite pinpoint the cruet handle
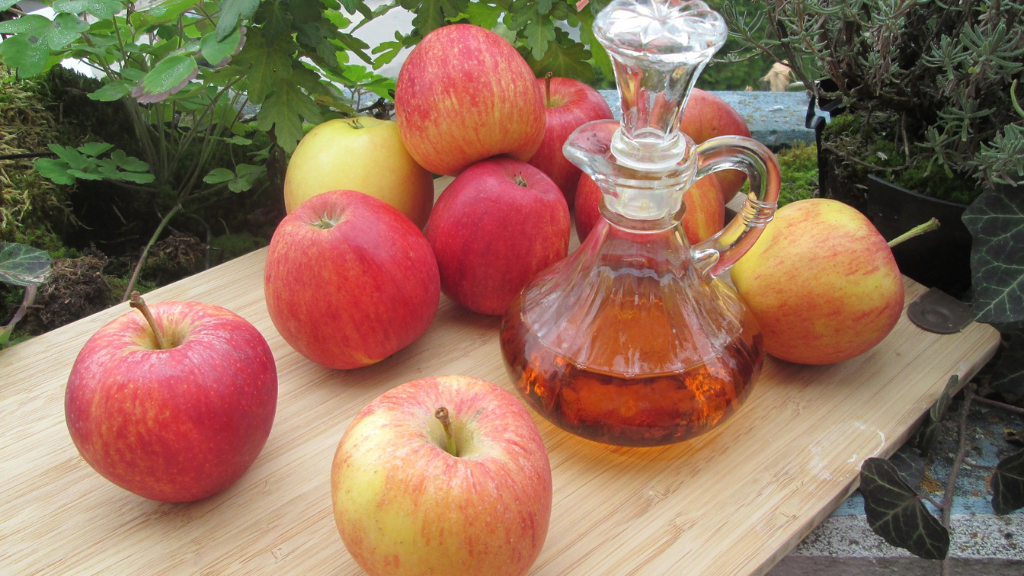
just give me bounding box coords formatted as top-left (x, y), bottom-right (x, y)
top-left (691, 135), bottom-right (781, 278)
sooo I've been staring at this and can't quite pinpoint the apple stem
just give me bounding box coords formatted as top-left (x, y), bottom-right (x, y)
top-left (350, 118), bottom-right (364, 129)
top-left (544, 72), bottom-right (553, 107)
top-left (888, 217), bottom-right (940, 248)
top-left (514, 173), bottom-right (528, 187)
top-left (128, 291), bottom-right (168, 350)
top-left (435, 407), bottom-right (458, 457)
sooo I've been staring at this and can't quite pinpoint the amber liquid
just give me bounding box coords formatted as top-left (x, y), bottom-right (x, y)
top-left (500, 272), bottom-right (764, 447)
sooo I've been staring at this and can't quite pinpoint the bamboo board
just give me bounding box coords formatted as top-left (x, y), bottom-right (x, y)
top-left (0, 194), bottom-right (1000, 575)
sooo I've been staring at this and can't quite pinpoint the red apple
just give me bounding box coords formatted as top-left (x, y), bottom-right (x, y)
top-left (264, 190), bottom-right (440, 369)
top-left (65, 295), bottom-right (278, 503)
top-left (395, 24), bottom-right (545, 176)
top-left (528, 75), bottom-right (614, 208)
top-left (331, 375), bottom-right (552, 576)
top-left (575, 172), bottom-right (725, 244)
top-left (679, 88), bottom-right (751, 203)
top-left (425, 157), bottom-right (570, 315)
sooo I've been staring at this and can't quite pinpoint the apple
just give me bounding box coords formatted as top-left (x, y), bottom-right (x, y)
top-left (65, 293), bottom-right (277, 503)
top-left (574, 172), bottom-right (725, 244)
top-left (395, 24), bottom-right (546, 176)
top-left (264, 190), bottom-right (440, 369)
top-left (679, 88), bottom-right (751, 203)
top-left (283, 117), bottom-right (434, 228)
top-left (331, 375), bottom-right (552, 576)
top-left (527, 75), bottom-right (614, 208)
top-left (425, 157), bottom-right (570, 315)
top-left (730, 198), bottom-right (905, 365)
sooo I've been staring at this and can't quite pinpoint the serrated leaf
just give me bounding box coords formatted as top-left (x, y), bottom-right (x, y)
top-left (522, 18), bottom-right (555, 60)
top-left (0, 244), bottom-right (53, 287)
top-left (256, 81), bottom-right (321, 153)
top-left (47, 144), bottom-right (90, 170)
top-left (78, 142), bottom-right (114, 157)
top-left (33, 158), bottom-right (77, 185)
top-left (200, 26), bottom-right (242, 67)
top-left (963, 187), bottom-right (1024, 324)
top-left (463, 2), bottom-right (502, 29)
top-left (400, 0), bottom-right (467, 35)
top-left (203, 168), bottom-right (235, 184)
top-left (235, 29), bottom-right (295, 104)
top-left (992, 449), bottom-right (1024, 515)
top-left (46, 13), bottom-right (90, 50)
top-left (53, 0), bottom-right (122, 19)
top-left (216, 0), bottom-right (260, 41)
top-left (88, 80), bottom-right (134, 101)
top-left (522, 28), bottom-right (595, 82)
top-left (860, 457), bottom-right (949, 560)
top-left (0, 34), bottom-right (51, 77)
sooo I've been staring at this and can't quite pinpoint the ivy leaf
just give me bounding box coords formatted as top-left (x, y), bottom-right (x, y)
top-left (915, 375), bottom-right (959, 454)
top-left (52, 0), bottom-right (122, 19)
top-left (521, 28), bottom-right (595, 82)
top-left (88, 80), bottom-right (134, 101)
top-left (988, 326), bottom-right (1024, 401)
top-left (216, 0), bottom-right (260, 41)
top-left (963, 186), bottom-right (1024, 324)
top-left (45, 12), bottom-right (90, 50)
top-left (860, 457), bottom-right (949, 560)
top-left (0, 244), bottom-right (52, 287)
top-left (992, 449), bottom-right (1024, 515)
top-left (256, 80), bottom-right (322, 153)
top-left (0, 34), bottom-right (51, 77)
top-left (137, 54), bottom-right (198, 102)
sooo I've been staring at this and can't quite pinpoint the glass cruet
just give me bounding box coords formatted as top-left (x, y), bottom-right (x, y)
top-left (499, 0), bottom-right (782, 447)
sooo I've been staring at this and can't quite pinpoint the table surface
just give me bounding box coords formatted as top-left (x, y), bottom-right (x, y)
top-left (0, 198), bottom-right (1000, 575)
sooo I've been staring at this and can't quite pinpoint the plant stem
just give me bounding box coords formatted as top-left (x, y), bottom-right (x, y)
top-left (121, 203), bottom-right (183, 302)
top-left (971, 395), bottom-right (1024, 416)
top-left (888, 218), bottom-right (940, 248)
top-left (940, 384), bottom-right (976, 576)
top-left (128, 291), bottom-right (167, 350)
top-left (434, 407), bottom-right (457, 457)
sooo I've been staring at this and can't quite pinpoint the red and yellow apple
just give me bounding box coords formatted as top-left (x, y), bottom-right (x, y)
top-left (731, 198), bottom-right (904, 365)
top-left (331, 375), bottom-right (552, 576)
top-left (528, 76), bottom-right (614, 208)
top-left (65, 295), bottom-right (278, 502)
top-left (283, 117), bottom-right (434, 228)
top-left (574, 172), bottom-right (726, 244)
top-left (395, 24), bottom-right (546, 176)
top-left (264, 190), bottom-right (440, 369)
top-left (680, 88), bottom-right (751, 203)
top-left (425, 157), bottom-right (570, 315)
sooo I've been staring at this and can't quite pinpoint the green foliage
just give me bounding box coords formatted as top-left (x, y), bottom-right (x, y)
top-left (701, 0), bottom-right (774, 90)
top-left (859, 457), bottom-right (950, 560)
top-left (962, 186), bottom-right (1024, 324)
top-left (0, 243), bottom-right (52, 287)
top-left (992, 448), bottom-right (1024, 515)
top-left (776, 143), bottom-right (818, 206)
top-left (35, 143), bottom-right (154, 185)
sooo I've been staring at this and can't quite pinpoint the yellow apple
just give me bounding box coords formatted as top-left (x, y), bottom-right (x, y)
top-left (731, 199), bottom-right (904, 365)
top-left (283, 117), bottom-right (434, 228)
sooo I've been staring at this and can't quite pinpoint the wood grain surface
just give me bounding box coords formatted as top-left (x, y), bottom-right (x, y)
top-left (0, 183), bottom-right (1000, 575)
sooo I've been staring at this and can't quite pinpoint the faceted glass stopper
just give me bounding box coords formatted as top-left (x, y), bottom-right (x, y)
top-left (594, 0), bottom-right (727, 169)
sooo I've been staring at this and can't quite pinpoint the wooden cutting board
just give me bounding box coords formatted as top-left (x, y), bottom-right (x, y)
top-left (0, 187), bottom-right (1000, 575)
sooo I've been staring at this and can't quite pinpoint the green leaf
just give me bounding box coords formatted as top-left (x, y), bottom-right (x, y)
top-left (256, 80), bottom-right (321, 153)
top-left (0, 243), bottom-right (52, 287)
top-left (963, 186), bottom-right (1024, 324)
top-left (235, 29), bottom-right (295, 104)
top-left (0, 0), bottom-right (21, 11)
top-left (217, 0), bottom-right (260, 41)
top-left (988, 327), bottom-right (1024, 401)
top-left (400, 0), bottom-right (467, 36)
top-left (78, 142), bottom-right (114, 157)
top-left (138, 54), bottom-right (198, 101)
top-left (88, 80), bottom-right (134, 101)
top-left (0, 15), bottom-right (52, 35)
top-left (47, 144), bottom-right (90, 170)
top-left (53, 0), bottom-right (122, 19)
top-left (67, 168), bottom-right (104, 181)
top-left (203, 168), bottom-right (235, 184)
top-left (463, 2), bottom-right (502, 29)
top-left (200, 26), bottom-right (242, 67)
top-left (34, 158), bottom-right (77, 185)
top-left (860, 457), bottom-right (949, 560)
top-left (915, 375), bottom-right (959, 454)
top-left (992, 449), bottom-right (1024, 515)
top-left (522, 28), bottom-right (595, 82)
top-left (0, 34), bottom-right (51, 77)
top-left (46, 12), bottom-right (90, 50)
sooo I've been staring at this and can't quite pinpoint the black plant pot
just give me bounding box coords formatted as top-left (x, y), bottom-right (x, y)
top-left (806, 92), bottom-right (974, 297)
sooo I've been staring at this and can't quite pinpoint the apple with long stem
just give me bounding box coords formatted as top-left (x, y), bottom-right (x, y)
top-left (65, 292), bottom-right (278, 502)
top-left (528, 73), bottom-right (614, 208)
top-left (331, 375), bottom-right (552, 576)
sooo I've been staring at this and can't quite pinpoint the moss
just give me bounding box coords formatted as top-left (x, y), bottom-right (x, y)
top-left (776, 143), bottom-right (818, 206)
